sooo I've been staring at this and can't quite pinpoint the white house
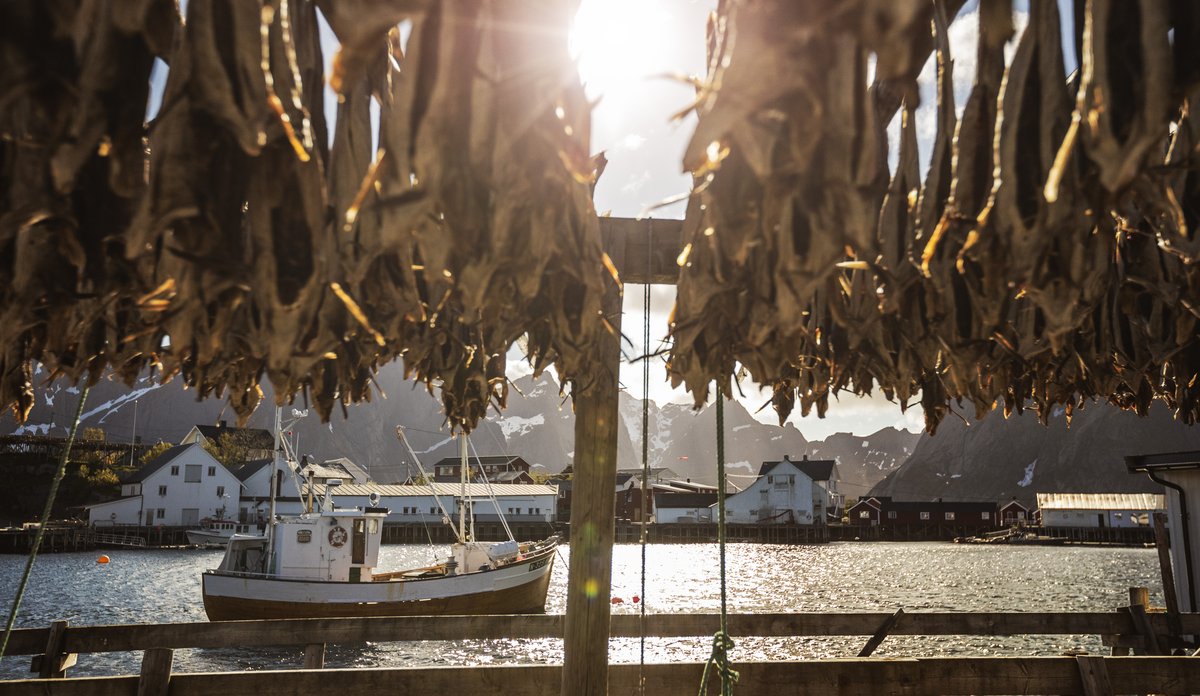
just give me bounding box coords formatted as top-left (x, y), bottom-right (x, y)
top-left (722, 458), bottom-right (817, 525)
top-left (654, 492), bottom-right (718, 523)
top-left (305, 482), bottom-right (559, 523)
top-left (788, 455), bottom-right (843, 519)
top-left (231, 458), bottom-right (305, 523)
top-left (88, 444), bottom-right (241, 526)
top-left (1036, 493), bottom-right (1164, 528)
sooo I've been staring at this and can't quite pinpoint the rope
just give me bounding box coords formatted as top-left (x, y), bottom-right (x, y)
top-left (1, 385), bottom-right (89, 659)
top-left (700, 392), bottom-right (738, 696)
top-left (638, 219), bottom-right (653, 694)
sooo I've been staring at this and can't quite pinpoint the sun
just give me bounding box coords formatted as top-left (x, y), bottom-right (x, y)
top-left (569, 0), bottom-right (680, 109)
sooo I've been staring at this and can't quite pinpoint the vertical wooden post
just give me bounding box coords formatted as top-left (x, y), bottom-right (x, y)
top-left (137, 647), bottom-right (173, 696)
top-left (561, 230), bottom-right (624, 696)
top-left (37, 619), bottom-right (70, 679)
top-left (1152, 512), bottom-right (1183, 640)
top-left (304, 643), bottom-right (326, 669)
top-left (1127, 586), bottom-right (1163, 655)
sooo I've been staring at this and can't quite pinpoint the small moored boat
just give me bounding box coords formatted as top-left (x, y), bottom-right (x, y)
top-left (201, 418), bottom-right (557, 620)
top-left (186, 518), bottom-right (259, 548)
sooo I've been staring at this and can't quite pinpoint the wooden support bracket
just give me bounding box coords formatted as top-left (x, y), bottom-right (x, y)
top-left (31, 619), bottom-right (74, 678)
top-left (137, 647), bottom-right (173, 696)
top-left (304, 643), bottom-right (326, 669)
top-left (858, 608), bottom-right (904, 657)
top-left (1074, 655), bottom-right (1113, 696)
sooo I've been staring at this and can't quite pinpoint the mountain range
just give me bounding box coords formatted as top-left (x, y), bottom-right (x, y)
top-left (868, 402), bottom-right (1200, 505)
top-left (2, 366), bottom-right (914, 492)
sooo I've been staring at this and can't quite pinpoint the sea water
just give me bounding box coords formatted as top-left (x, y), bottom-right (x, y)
top-left (0, 542), bottom-right (1164, 677)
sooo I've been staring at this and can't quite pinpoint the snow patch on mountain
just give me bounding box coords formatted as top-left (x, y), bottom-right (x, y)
top-left (498, 414), bottom-right (545, 438)
top-left (1017, 459), bottom-right (1037, 487)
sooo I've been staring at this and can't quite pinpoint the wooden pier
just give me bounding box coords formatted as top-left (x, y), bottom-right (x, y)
top-left (2, 589), bottom-right (1197, 695)
top-left (835, 524), bottom-right (1157, 546)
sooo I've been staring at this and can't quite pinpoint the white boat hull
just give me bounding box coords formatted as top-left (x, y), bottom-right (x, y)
top-left (202, 545), bottom-right (555, 620)
top-left (186, 530), bottom-right (235, 547)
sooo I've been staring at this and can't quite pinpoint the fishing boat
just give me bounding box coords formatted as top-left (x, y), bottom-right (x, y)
top-left (185, 518), bottom-right (259, 548)
top-left (201, 418), bottom-right (557, 620)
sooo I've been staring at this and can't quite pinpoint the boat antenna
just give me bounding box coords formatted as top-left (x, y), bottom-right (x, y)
top-left (466, 435), bottom-right (515, 542)
top-left (394, 426), bottom-right (463, 544)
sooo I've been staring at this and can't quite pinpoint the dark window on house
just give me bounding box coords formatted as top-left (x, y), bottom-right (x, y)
top-left (945, 512), bottom-right (956, 521)
top-left (981, 511), bottom-right (991, 520)
top-left (919, 511), bottom-right (930, 520)
top-left (170, 465), bottom-right (179, 476)
top-left (156, 508), bottom-right (165, 519)
top-left (887, 511), bottom-right (897, 519)
top-left (216, 485), bottom-right (225, 497)
top-left (430, 507), bottom-right (436, 515)
top-left (208, 466), bottom-right (216, 477)
top-left (158, 485), bottom-right (167, 496)
top-left (858, 510), bottom-right (870, 519)
top-left (185, 465), bottom-right (201, 482)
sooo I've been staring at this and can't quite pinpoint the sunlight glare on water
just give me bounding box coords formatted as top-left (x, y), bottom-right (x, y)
top-left (0, 542), bottom-right (1163, 677)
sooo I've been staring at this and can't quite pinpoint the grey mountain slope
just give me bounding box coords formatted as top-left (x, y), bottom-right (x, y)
top-left (804, 427), bottom-right (921, 501)
top-left (868, 402), bottom-right (1199, 505)
top-left (6, 366), bottom-right (917, 490)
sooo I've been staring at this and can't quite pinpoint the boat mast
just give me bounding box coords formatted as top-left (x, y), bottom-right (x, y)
top-left (458, 432), bottom-right (468, 542)
top-left (265, 406), bottom-right (282, 571)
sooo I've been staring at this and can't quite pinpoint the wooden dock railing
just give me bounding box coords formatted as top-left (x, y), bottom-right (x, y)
top-left (2, 594), bottom-right (1198, 695)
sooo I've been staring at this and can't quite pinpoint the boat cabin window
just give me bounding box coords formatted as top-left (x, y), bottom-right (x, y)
top-left (352, 519), bottom-right (366, 564)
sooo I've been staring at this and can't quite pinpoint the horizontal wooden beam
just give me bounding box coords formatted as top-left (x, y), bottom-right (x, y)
top-left (4, 657), bottom-right (1200, 696)
top-left (2, 612), bottom-right (1191, 656)
top-left (599, 217), bottom-right (684, 285)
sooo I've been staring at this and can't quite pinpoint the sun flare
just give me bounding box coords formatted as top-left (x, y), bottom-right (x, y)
top-left (569, 0), bottom-right (679, 108)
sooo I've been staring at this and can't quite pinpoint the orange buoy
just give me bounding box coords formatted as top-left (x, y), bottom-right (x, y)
top-left (96, 555), bottom-right (110, 564)
top-left (611, 597), bottom-right (624, 605)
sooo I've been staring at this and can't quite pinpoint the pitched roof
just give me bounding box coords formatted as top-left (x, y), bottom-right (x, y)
top-left (193, 423), bottom-right (275, 449)
top-left (308, 482), bottom-right (558, 497)
top-left (432, 455), bottom-right (529, 470)
top-left (122, 444), bottom-right (193, 483)
top-left (882, 500), bottom-right (997, 513)
top-left (321, 457), bottom-right (370, 482)
top-left (1036, 493), bottom-right (1165, 511)
top-left (231, 458), bottom-right (273, 481)
top-left (758, 455), bottom-right (835, 480)
top-left (656, 492), bottom-right (718, 508)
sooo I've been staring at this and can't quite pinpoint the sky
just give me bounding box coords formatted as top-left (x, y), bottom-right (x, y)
top-left (543, 0), bottom-right (1068, 440)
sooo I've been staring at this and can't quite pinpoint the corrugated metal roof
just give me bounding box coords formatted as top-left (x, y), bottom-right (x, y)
top-left (1036, 493), bottom-right (1164, 511)
top-left (310, 483), bottom-right (558, 497)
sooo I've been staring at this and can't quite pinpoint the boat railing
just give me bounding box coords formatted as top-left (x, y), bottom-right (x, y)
top-left (5, 587), bottom-right (1200, 694)
top-left (87, 533), bottom-right (147, 548)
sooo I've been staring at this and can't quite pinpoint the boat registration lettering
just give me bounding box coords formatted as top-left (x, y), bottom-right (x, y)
top-left (528, 557), bottom-right (549, 572)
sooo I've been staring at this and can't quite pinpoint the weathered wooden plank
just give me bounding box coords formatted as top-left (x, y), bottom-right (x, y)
top-left (1152, 511), bottom-right (1183, 640)
top-left (136, 648), bottom-right (172, 696)
top-left (858, 608), bottom-right (904, 657)
top-left (599, 217), bottom-right (683, 285)
top-left (562, 228), bottom-right (625, 696)
top-left (2, 612), bottom-right (1188, 655)
top-left (35, 620), bottom-right (70, 679)
top-left (3, 658), bottom-right (1200, 696)
top-left (302, 643), bottom-right (325, 669)
top-left (1074, 655), bottom-right (1113, 696)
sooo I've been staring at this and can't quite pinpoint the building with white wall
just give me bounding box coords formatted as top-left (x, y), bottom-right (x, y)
top-left (722, 458), bottom-right (817, 524)
top-left (306, 482), bottom-right (559, 524)
top-left (654, 492), bottom-right (718, 523)
top-left (1036, 493), bottom-right (1164, 528)
top-left (88, 444), bottom-right (241, 526)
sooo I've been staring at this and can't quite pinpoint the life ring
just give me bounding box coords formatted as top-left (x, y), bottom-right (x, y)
top-left (328, 525), bottom-right (348, 547)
